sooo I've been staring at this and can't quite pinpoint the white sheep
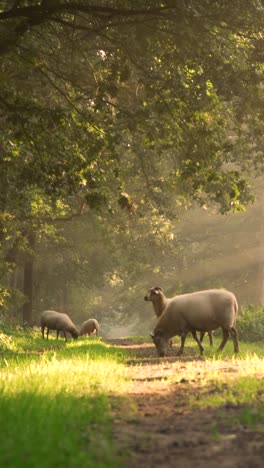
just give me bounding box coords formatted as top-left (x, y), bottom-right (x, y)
top-left (40, 310), bottom-right (78, 341)
top-left (79, 318), bottom-right (99, 337)
top-left (144, 286), bottom-right (213, 346)
top-left (144, 287), bottom-right (239, 357)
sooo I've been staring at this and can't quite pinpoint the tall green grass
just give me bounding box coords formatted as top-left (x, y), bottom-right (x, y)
top-left (0, 329), bottom-right (128, 468)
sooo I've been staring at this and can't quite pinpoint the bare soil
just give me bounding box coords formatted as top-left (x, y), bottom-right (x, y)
top-left (107, 338), bottom-right (264, 468)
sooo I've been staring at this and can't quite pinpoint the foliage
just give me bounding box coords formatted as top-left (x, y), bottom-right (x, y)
top-left (0, 0), bottom-right (263, 213)
top-left (0, 0), bottom-right (264, 317)
top-left (1, 0), bottom-right (263, 219)
top-left (31, 186), bottom-right (264, 333)
top-left (237, 305), bottom-right (264, 343)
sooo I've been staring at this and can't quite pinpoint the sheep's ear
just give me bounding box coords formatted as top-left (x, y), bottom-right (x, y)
top-left (150, 331), bottom-right (155, 338)
top-left (154, 286), bottom-right (163, 294)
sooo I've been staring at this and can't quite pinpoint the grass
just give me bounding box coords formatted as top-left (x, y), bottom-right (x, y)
top-left (116, 334), bottom-right (264, 428)
top-left (1, 327), bottom-right (264, 466)
top-left (189, 374), bottom-right (264, 430)
top-left (165, 336), bottom-right (264, 429)
top-left (0, 328), bottom-right (129, 468)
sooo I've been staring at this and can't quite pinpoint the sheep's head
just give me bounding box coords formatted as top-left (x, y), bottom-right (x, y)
top-left (150, 329), bottom-right (170, 357)
top-left (144, 286), bottom-right (163, 302)
top-left (71, 329), bottom-right (78, 339)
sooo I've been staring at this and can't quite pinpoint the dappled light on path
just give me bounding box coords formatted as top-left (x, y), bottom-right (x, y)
top-left (108, 338), bottom-right (264, 468)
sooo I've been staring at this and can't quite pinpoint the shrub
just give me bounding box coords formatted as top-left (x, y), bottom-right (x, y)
top-left (237, 305), bottom-right (264, 342)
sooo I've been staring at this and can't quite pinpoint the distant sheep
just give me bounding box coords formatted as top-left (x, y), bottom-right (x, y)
top-left (79, 318), bottom-right (99, 337)
top-left (40, 310), bottom-right (78, 341)
top-left (144, 286), bottom-right (213, 346)
top-left (144, 287), bottom-right (239, 357)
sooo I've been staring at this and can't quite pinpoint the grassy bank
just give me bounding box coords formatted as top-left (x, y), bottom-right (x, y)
top-left (0, 328), bottom-right (128, 468)
top-left (1, 326), bottom-right (264, 467)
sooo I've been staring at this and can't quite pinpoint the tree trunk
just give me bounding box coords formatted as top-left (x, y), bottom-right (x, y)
top-left (22, 233), bottom-right (35, 325)
top-left (6, 244), bottom-right (18, 289)
top-left (255, 182), bottom-right (264, 305)
top-left (58, 287), bottom-right (68, 313)
top-left (260, 195), bottom-right (264, 305)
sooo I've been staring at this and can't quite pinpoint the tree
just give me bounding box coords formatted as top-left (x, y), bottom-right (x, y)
top-left (1, 1), bottom-right (263, 207)
top-left (0, 1), bottom-right (263, 320)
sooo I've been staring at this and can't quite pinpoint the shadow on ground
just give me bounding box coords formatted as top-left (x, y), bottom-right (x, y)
top-left (106, 338), bottom-right (205, 366)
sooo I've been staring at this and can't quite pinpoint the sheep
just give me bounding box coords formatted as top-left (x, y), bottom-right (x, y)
top-left (40, 310), bottom-right (78, 341)
top-left (79, 318), bottom-right (99, 337)
top-left (59, 331), bottom-right (73, 340)
top-left (200, 330), bottom-right (213, 346)
top-left (144, 286), bottom-right (175, 347)
top-left (144, 286), bottom-right (213, 346)
top-left (144, 287), bottom-right (239, 357)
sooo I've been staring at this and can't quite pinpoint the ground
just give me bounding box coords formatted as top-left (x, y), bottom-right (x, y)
top-left (107, 339), bottom-right (264, 468)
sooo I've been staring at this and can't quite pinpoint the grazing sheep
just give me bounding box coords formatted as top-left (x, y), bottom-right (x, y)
top-left (40, 310), bottom-right (78, 341)
top-left (59, 331), bottom-right (72, 340)
top-left (144, 287), bottom-right (239, 357)
top-left (79, 318), bottom-right (99, 337)
top-left (200, 330), bottom-right (213, 346)
top-left (144, 286), bottom-right (213, 346)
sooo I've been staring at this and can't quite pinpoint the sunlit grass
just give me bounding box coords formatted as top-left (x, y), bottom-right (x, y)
top-left (192, 376), bottom-right (264, 408)
top-left (167, 337), bottom-right (264, 382)
top-left (0, 327), bottom-right (64, 356)
top-left (203, 337), bottom-right (264, 359)
top-left (1, 353), bottom-right (128, 395)
top-left (1, 326), bottom-right (264, 466)
top-left (123, 334), bottom-right (264, 431)
top-left (165, 337), bottom-right (264, 427)
top-left (188, 373), bottom-right (264, 429)
top-left (0, 329), bottom-right (129, 468)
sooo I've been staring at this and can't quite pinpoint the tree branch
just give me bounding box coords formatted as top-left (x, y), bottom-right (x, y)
top-left (0, 4), bottom-right (173, 21)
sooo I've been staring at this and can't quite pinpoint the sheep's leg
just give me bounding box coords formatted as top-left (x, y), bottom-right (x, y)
top-left (41, 326), bottom-right (45, 340)
top-left (200, 331), bottom-right (205, 343)
top-left (177, 332), bottom-right (187, 355)
top-left (217, 329), bottom-right (229, 352)
top-left (191, 331), bottom-right (204, 355)
top-left (56, 329), bottom-right (59, 340)
top-left (63, 331), bottom-right (67, 342)
top-left (208, 331), bottom-right (213, 346)
top-left (200, 331), bottom-right (213, 346)
top-left (230, 327), bottom-right (239, 353)
top-left (46, 328), bottom-right (49, 340)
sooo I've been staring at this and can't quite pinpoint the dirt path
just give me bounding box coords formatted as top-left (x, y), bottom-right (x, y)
top-left (108, 339), bottom-right (264, 468)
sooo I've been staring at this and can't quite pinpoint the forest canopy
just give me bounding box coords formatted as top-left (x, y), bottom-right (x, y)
top-left (0, 1), bottom-right (263, 323)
